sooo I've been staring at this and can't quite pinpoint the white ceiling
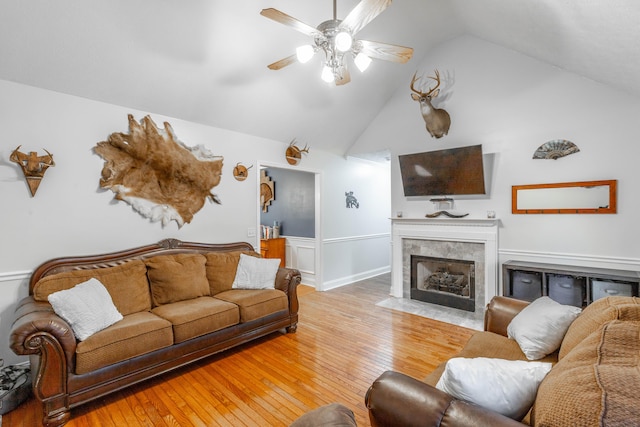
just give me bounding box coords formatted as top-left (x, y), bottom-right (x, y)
top-left (1, 0), bottom-right (639, 156)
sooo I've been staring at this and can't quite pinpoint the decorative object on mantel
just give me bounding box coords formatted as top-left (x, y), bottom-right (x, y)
top-left (260, 169), bottom-right (275, 212)
top-left (533, 139), bottom-right (580, 160)
top-left (345, 191), bottom-right (359, 208)
top-left (410, 69), bottom-right (451, 139)
top-left (285, 139), bottom-right (310, 165)
top-left (260, 0), bottom-right (413, 85)
top-left (10, 145), bottom-right (55, 197)
top-left (426, 197), bottom-right (468, 218)
top-left (94, 114), bottom-right (223, 228)
top-left (233, 162), bottom-right (253, 181)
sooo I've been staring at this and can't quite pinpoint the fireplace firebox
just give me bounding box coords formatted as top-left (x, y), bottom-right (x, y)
top-left (410, 255), bottom-right (475, 312)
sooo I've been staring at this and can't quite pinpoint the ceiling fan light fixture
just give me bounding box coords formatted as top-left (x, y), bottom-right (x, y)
top-left (296, 45), bottom-right (315, 63)
top-left (334, 31), bottom-right (353, 52)
top-left (354, 52), bottom-right (372, 72)
top-left (321, 64), bottom-right (335, 83)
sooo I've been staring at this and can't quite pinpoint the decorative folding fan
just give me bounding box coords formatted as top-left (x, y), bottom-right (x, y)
top-left (533, 139), bottom-right (580, 160)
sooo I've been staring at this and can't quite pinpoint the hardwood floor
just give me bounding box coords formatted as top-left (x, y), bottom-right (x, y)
top-left (3, 274), bottom-right (475, 427)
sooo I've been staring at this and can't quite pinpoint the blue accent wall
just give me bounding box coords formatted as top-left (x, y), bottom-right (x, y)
top-left (260, 167), bottom-right (315, 238)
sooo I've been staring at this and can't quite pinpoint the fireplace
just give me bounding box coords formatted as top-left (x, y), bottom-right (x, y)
top-left (411, 255), bottom-right (475, 311)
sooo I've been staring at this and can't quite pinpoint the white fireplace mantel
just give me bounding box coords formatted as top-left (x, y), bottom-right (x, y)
top-left (390, 218), bottom-right (499, 305)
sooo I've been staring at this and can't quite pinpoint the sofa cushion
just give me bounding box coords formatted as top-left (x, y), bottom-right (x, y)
top-left (146, 253), bottom-right (210, 306)
top-left (205, 250), bottom-right (259, 295)
top-left (151, 296), bottom-right (239, 343)
top-left (33, 259), bottom-right (151, 316)
top-left (435, 357), bottom-right (552, 421)
top-left (75, 311), bottom-right (173, 374)
top-left (424, 331), bottom-right (558, 387)
top-left (533, 320), bottom-right (640, 426)
top-left (48, 278), bottom-right (123, 341)
top-left (215, 289), bottom-right (288, 323)
top-left (232, 254), bottom-right (281, 289)
top-left (559, 296), bottom-right (640, 359)
top-left (507, 296), bottom-right (581, 360)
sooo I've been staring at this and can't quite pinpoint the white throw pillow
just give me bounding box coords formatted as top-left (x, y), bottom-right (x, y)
top-left (436, 357), bottom-right (552, 420)
top-left (231, 254), bottom-right (280, 290)
top-left (48, 278), bottom-right (123, 341)
top-left (507, 296), bottom-right (582, 360)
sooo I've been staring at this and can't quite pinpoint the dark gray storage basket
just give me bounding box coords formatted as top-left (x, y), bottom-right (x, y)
top-left (548, 273), bottom-right (586, 307)
top-left (0, 363), bottom-right (31, 415)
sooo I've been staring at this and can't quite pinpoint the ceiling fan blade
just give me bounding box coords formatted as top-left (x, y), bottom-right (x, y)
top-left (336, 65), bottom-right (351, 85)
top-left (267, 54), bottom-right (298, 70)
top-left (260, 8), bottom-right (319, 37)
top-left (340, 0), bottom-right (391, 35)
top-left (359, 40), bottom-right (413, 63)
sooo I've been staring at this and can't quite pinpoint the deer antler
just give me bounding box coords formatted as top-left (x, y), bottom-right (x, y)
top-left (300, 143), bottom-right (310, 154)
top-left (410, 72), bottom-right (425, 96)
top-left (426, 69), bottom-right (442, 97)
top-left (411, 70), bottom-right (443, 98)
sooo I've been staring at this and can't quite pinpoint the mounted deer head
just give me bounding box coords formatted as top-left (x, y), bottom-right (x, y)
top-left (410, 70), bottom-right (451, 139)
top-left (285, 139), bottom-right (310, 165)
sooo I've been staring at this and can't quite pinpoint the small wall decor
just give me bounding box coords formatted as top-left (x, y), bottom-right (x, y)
top-left (345, 191), bottom-right (359, 208)
top-left (94, 114), bottom-right (223, 228)
top-left (233, 162), bottom-right (253, 181)
top-left (260, 169), bottom-right (275, 212)
top-left (533, 139), bottom-right (580, 160)
top-left (285, 139), bottom-right (310, 165)
top-left (10, 145), bottom-right (55, 197)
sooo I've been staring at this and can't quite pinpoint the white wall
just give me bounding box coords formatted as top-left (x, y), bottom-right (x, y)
top-left (350, 35), bottom-right (640, 274)
top-left (0, 80), bottom-right (391, 364)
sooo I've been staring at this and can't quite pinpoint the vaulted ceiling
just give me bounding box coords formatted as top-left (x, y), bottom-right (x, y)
top-left (1, 0), bottom-right (638, 156)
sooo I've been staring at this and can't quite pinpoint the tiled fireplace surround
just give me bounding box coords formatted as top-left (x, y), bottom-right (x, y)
top-left (390, 218), bottom-right (499, 325)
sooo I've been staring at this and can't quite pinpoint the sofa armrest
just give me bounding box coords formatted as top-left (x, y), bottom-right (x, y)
top-left (365, 371), bottom-right (523, 427)
top-left (275, 267), bottom-right (301, 315)
top-left (10, 296), bottom-right (76, 401)
top-left (484, 296), bottom-right (530, 337)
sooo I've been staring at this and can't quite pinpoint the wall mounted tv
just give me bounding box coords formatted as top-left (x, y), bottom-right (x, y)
top-left (398, 144), bottom-right (486, 197)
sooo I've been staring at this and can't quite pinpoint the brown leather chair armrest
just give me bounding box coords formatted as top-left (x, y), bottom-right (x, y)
top-left (365, 371), bottom-right (523, 427)
top-left (484, 296), bottom-right (530, 337)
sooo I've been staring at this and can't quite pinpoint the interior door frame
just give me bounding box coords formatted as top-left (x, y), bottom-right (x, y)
top-left (256, 161), bottom-right (323, 290)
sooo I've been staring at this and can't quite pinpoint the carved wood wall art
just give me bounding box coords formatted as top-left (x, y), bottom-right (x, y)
top-left (260, 169), bottom-right (275, 212)
top-left (94, 114), bottom-right (223, 227)
top-left (285, 139), bottom-right (309, 165)
top-left (233, 162), bottom-right (253, 181)
top-left (10, 145), bottom-right (55, 197)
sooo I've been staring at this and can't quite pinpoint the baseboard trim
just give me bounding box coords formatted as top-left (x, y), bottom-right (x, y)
top-left (322, 266), bottom-right (391, 291)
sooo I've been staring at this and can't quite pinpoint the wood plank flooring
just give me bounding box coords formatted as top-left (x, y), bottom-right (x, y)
top-left (3, 274), bottom-right (475, 427)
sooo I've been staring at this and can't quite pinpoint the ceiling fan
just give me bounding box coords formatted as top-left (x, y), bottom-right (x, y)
top-left (260, 0), bottom-right (413, 85)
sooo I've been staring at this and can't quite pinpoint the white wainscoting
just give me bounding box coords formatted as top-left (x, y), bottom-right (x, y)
top-left (0, 271), bottom-right (31, 365)
top-left (322, 233), bottom-right (391, 291)
top-left (284, 236), bottom-right (317, 287)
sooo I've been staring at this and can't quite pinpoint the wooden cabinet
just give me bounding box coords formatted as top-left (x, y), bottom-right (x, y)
top-left (503, 260), bottom-right (640, 307)
top-left (260, 238), bottom-right (286, 268)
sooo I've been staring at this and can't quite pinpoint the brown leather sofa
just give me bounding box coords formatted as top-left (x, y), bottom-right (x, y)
top-left (10, 239), bottom-right (301, 427)
top-left (365, 295), bottom-right (640, 426)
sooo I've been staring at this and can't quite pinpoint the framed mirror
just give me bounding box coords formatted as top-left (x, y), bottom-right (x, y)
top-left (512, 180), bottom-right (617, 214)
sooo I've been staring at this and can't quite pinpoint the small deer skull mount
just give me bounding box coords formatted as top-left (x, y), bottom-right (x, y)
top-left (285, 139), bottom-right (310, 165)
top-left (233, 162), bottom-right (253, 181)
top-left (410, 69), bottom-right (451, 139)
top-left (10, 145), bottom-right (55, 196)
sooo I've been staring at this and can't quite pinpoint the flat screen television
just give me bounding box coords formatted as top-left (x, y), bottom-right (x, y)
top-left (398, 144), bottom-right (486, 197)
